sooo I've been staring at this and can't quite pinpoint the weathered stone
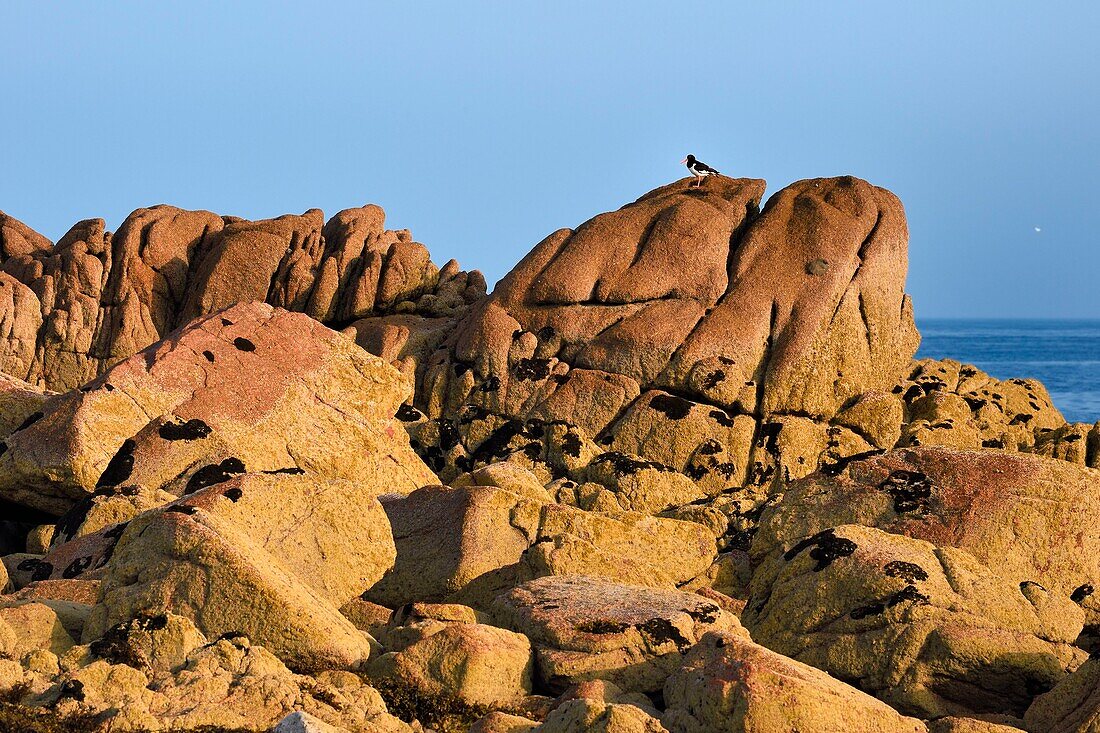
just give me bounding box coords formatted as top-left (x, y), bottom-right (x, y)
top-left (753, 447), bottom-right (1100, 622)
top-left (493, 575), bottom-right (744, 693)
top-left (373, 622), bottom-right (534, 707)
top-left (661, 630), bottom-right (927, 733)
top-left (0, 301), bottom-right (434, 514)
top-left (81, 492), bottom-right (377, 672)
top-left (744, 523), bottom-right (1085, 718)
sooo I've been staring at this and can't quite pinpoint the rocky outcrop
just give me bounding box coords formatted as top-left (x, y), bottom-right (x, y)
top-left (752, 447), bottom-right (1100, 622)
top-left (661, 630), bottom-right (927, 733)
top-left (0, 205), bottom-right (485, 391)
top-left (492, 576), bottom-right (745, 694)
top-left (0, 301), bottom-right (434, 515)
top-left (3, 174), bottom-right (1099, 731)
top-left (744, 523), bottom-right (1085, 718)
top-left (412, 176), bottom-right (918, 492)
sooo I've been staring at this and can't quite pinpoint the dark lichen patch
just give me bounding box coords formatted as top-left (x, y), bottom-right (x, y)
top-left (685, 603), bottom-right (721, 624)
top-left (639, 617), bottom-right (694, 651)
top-left (88, 614), bottom-right (170, 669)
top-left (883, 560), bottom-right (928, 583)
top-left (158, 418), bottom-right (212, 441)
top-left (202, 350), bottom-right (215, 362)
top-left (709, 409), bottom-right (734, 428)
top-left (758, 422), bottom-right (783, 456)
top-left (560, 431), bottom-right (582, 459)
top-left (702, 370), bottom-right (726, 390)
top-left (166, 505), bottom-right (198, 515)
top-left (850, 584), bottom-right (930, 620)
top-left (819, 449), bottom-right (885, 477)
top-left (223, 487), bottom-right (243, 502)
top-left (1009, 413), bottom-right (1033, 426)
top-left (1072, 584), bottom-right (1094, 604)
top-left (805, 258), bottom-right (829, 275)
top-left (20, 559), bottom-right (53, 582)
top-left (437, 418), bottom-right (461, 451)
top-left (232, 336), bottom-right (256, 352)
top-left (13, 411), bottom-right (44, 432)
top-left (879, 470), bottom-right (933, 513)
top-left (575, 619), bottom-right (630, 634)
top-left (220, 318), bottom-right (234, 327)
top-left (479, 375), bottom-right (501, 392)
top-left (471, 420), bottom-right (526, 462)
top-left (982, 438), bottom-right (1005, 449)
top-left (263, 467), bottom-right (305, 476)
top-left (537, 325), bottom-right (557, 341)
top-left (395, 403), bottom-right (423, 422)
top-left (0, 442), bottom-right (6, 457)
top-left (650, 393), bottom-right (693, 420)
top-left (514, 357), bottom-right (551, 381)
top-left (591, 451), bottom-right (673, 476)
top-left (783, 528), bottom-right (857, 572)
top-left (697, 439), bottom-right (722, 456)
top-left (56, 679), bottom-right (85, 703)
top-left (62, 557), bottom-right (92, 579)
top-left (96, 439), bottom-right (137, 489)
top-left (183, 457), bottom-right (246, 495)
top-left (1020, 580), bottom-right (1047, 593)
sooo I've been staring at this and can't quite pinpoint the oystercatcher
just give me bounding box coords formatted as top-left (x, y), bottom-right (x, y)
top-left (681, 154), bottom-right (719, 187)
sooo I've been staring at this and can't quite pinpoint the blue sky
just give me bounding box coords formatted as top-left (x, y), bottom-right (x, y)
top-left (2, 2), bottom-right (1097, 318)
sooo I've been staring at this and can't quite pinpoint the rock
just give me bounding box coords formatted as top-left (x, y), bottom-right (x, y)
top-left (77, 612), bottom-right (207, 675)
top-left (582, 450), bottom-right (707, 514)
top-left (744, 523), bottom-right (1085, 718)
top-left (373, 622), bottom-right (534, 707)
top-left (539, 699), bottom-right (668, 732)
top-left (493, 575), bottom-right (745, 693)
top-left (0, 579), bottom-right (97, 640)
top-left (0, 301), bottom-right (434, 515)
top-left (365, 484), bottom-right (544, 609)
top-left (926, 717), bottom-right (1025, 732)
top-left (1023, 657), bottom-right (1100, 732)
top-left (752, 447), bottom-right (1100, 622)
top-left (0, 205), bottom-right (483, 392)
top-left (893, 360), bottom-right (1064, 453)
top-left (526, 505), bottom-right (716, 591)
top-left (81, 481), bottom-right (379, 672)
top-left (24, 524), bottom-right (54, 554)
top-left (0, 372), bottom-right (52, 438)
top-left (273, 710), bottom-right (354, 733)
top-left (418, 176), bottom-right (918, 484)
top-left (0, 601), bottom-right (75, 658)
top-left (0, 556), bottom-right (7, 593)
top-left (661, 630), bottom-right (927, 733)
top-left (33, 635), bottom-right (412, 732)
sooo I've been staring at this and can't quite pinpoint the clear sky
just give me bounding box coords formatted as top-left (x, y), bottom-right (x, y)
top-left (2, 2), bottom-right (1097, 318)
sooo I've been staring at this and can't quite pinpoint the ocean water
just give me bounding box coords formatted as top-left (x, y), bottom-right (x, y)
top-left (915, 319), bottom-right (1100, 424)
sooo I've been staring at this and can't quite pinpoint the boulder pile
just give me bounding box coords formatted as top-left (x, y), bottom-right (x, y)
top-left (0, 175), bottom-right (1097, 732)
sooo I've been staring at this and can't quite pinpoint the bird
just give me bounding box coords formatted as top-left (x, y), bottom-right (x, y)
top-left (681, 154), bottom-right (719, 187)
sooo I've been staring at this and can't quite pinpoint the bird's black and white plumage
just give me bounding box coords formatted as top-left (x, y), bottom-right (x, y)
top-left (681, 154), bottom-right (719, 186)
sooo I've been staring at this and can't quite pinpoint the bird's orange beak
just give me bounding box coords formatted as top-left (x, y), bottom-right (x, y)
top-left (680, 157), bottom-right (687, 164)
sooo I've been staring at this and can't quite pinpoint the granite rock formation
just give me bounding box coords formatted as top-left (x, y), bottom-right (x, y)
top-left (0, 175), bottom-right (1097, 732)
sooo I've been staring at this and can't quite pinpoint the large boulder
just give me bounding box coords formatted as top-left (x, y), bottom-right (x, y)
top-left (753, 447), bottom-right (1100, 620)
top-left (372, 622), bottom-right (534, 707)
top-left (365, 485), bottom-right (717, 609)
top-left (661, 630), bottom-right (927, 733)
top-left (0, 301), bottom-right (434, 514)
top-left (744, 523), bottom-right (1085, 718)
top-left (416, 176), bottom-right (919, 484)
top-left (493, 575), bottom-right (744, 693)
top-left (81, 473), bottom-right (389, 672)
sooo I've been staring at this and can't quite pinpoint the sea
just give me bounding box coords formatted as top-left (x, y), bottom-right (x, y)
top-left (916, 319), bottom-right (1100, 424)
